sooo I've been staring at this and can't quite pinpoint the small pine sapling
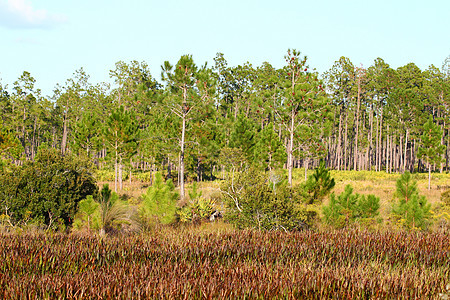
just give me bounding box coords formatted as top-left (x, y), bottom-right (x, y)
top-left (305, 161), bottom-right (335, 204)
top-left (140, 173), bottom-right (178, 226)
top-left (323, 184), bottom-right (381, 229)
top-left (391, 172), bottom-right (433, 230)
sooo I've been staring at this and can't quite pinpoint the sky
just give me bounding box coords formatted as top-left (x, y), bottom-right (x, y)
top-left (0, 0), bottom-right (449, 97)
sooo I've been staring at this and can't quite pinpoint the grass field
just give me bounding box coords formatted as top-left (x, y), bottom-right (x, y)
top-left (1, 228), bottom-right (448, 299)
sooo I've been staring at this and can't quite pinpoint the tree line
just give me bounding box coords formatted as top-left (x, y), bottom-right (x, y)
top-left (1, 50), bottom-right (449, 195)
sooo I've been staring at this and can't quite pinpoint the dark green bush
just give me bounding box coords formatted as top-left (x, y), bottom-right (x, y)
top-left (0, 146), bottom-right (98, 229)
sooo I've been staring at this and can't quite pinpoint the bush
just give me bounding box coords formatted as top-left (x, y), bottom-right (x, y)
top-left (322, 185), bottom-right (380, 229)
top-left (391, 172), bottom-right (432, 230)
top-left (0, 146), bottom-right (98, 229)
top-left (178, 197), bottom-right (216, 223)
top-left (221, 168), bottom-right (316, 231)
top-left (441, 189), bottom-right (450, 207)
top-left (140, 172), bottom-right (178, 227)
top-left (177, 182), bottom-right (217, 223)
top-left (73, 184), bottom-right (137, 235)
top-left (304, 161), bottom-right (335, 204)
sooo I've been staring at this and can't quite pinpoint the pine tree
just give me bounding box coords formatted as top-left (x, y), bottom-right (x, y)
top-left (161, 55), bottom-right (215, 200)
top-left (73, 112), bottom-right (100, 157)
top-left (391, 172), bottom-right (432, 230)
top-left (323, 185), bottom-right (380, 228)
top-left (275, 49), bottom-right (330, 186)
top-left (323, 185), bottom-right (358, 228)
top-left (304, 161), bottom-right (335, 204)
top-left (230, 114), bottom-right (258, 162)
top-left (417, 116), bottom-right (445, 190)
top-left (77, 195), bottom-right (99, 232)
top-left (55, 68), bottom-right (91, 155)
top-left (0, 120), bottom-right (23, 160)
top-left (140, 172), bottom-right (178, 226)
top-left (103, 106), bottom-right (139, 192)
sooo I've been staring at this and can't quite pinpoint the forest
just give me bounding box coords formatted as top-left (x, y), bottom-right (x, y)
top-left (1, 50), bottom-right (449, 192)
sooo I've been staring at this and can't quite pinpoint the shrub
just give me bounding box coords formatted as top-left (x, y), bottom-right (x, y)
top-left (74, 195), bottom-right (99, 232)
top-left (177, 182), bottom-right (217, 223)
top-left (178, 197), bottom-right (216, 223)
top-left (441, 189), bottom-right (450, 207)
top-left (221, 168), bottom-right (315, 231)
top-left (322, 185), bottom-right (380, 229)
top-left (391, 172), bottom-right (432, 230)
top-left (0, 146), bottom-right (98, 229)
top-left (304, 161), bottom-right (335, 204)
top-left (140, 172), bottom-right (178, 226)
top-left (73, 184), bottom-right (137, 234)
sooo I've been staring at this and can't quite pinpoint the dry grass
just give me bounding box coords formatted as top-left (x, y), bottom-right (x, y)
top-left (97, 169), bottom-right (450, 223)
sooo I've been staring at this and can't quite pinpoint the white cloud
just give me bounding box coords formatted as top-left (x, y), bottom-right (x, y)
top-left (0, 0), bottom-right (67, 29)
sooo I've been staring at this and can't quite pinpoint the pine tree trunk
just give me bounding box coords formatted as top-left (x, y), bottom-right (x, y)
top-left (441, 123), bottom-right (445, 173)
top-left (375, 116), bottom-right (379, 171)
top-left (386, 128), bottom-right (390, 173)
top-left (287, 109), bottom-right (295, 187)
top-left (344, 114), bottom-right (348, 171)
top-left (404, 129), bottom-right (409, 172)
top-left (399, 134), bottom-right (403, 172)
top-left (354, 76), bottom-right (361, 171)
top-left (368, 108), bottom-right (373, 171)
top-left (129, 158), bottom-right (132, 185)
top-left (179, 108), bottom-right (186, 201)
top-left (114, 150), bottom-right (118, 193)
top-left (337, 111), bottom-right (343, 170)
top-left (304, 157), bottom-right (309, 182)
top-left (378, 111), bottom-right (383, 172)
top-left (119, 161), bottom-right (123, 191)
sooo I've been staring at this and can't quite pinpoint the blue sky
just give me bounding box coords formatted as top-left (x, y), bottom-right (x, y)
top-left (0, 0), bottom-right (449, 97)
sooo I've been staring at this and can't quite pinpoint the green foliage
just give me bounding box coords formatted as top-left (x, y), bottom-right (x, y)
top-left (73, 184), bottom-right (135, 234)
top-left (0, 120), bottom-right (23, 159)
top-left (395, 171), bottom-right (418, 201)
top-left (391, 172), bottom-right (433, 230)
top-left (417, 116), bottom-right (445, 189)
top-left (73, 195), bottom-right (100, 232)
top-left (178, 182), bottom-right (215, 223)
top-left (304, 161), bottom-right (335, 204)
top-left (140, 173), bottom-right (178, 226)
top-left (218, 147), bottom-right (247, 171)
top-left (435, 189), bottom-right (450, 228)
top-left (221, 168), bottom-right (315, 231)
top-left (98, 184), bottom-right (133, 234)
top-left (323, 185), bottom-right (380, 228)
top-left (73, 112), bottom-right (100, 156)
top-left (0, 146), bottom-right (98, 229)
top-left (103, 105), bottom-right (139, 191)
top-left (178, 197), bottom-right (216, 223)
top-left (188, 182), bottom-right (202, 201)
top-left (253, 123), bottom-right (286, 170)
top-left (230, 114), bottom-right (258, 161)
top-left (417, 116), bottom-right (445, 164)
top-left (103, 105), bottom-right (139, 159)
